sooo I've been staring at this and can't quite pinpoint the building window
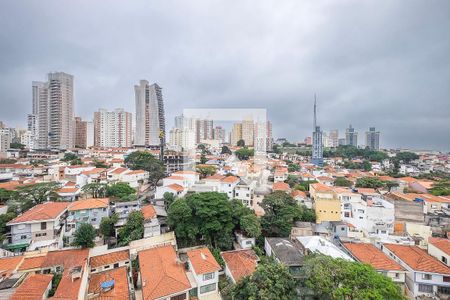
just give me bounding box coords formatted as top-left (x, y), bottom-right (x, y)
top-left (200, 283), bottom-right (216, 294)
top-left (394, 273), bottom-right (399, 278)
top-left (21, 235), bottom-right (27, 240)
top-left (442, 257), bottom-right (448, 264)
top-left (203, 272), bottom-right (215, 281)
top-left (41, 222), bottom-right (47, 230)
top-left (422, 273), bottom-right (432, 280)
top-left (418, 284), bottom-right (433, 293)
top-left (114, 263), bottom-right (119, 268)
top-left (444, 276), bottom-right (450, 283)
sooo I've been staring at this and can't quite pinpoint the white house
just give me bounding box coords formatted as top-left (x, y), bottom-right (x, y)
top-left (187, 247), bottom-right (221, 298)
top-left (428, 238), bottom-right (450, 267)
top-left (141, 205), bottom-right (161, 238)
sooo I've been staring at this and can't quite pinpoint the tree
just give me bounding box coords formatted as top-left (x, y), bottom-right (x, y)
top-left (125, 151), bottom-right (165, 190)
top-left (10, 142), bottom-right (25, 149)
top-left (240, 214), bottom-right (261, 238)
top-left (99, 213), bottom-right (119, 238)
top-left (285, 174), bottom-right (299, 188)
top-left (61, 152), bottom-right (81, 165)
top-left (235, 147), bottom-right (254, 160)
top-left (168, 192), bottom-right (234, 249)
top-left (237, 139), bottom-right (245, 147)
top-left (386, 181), bottom-right (400, 192)
top-left (200, 152), bottom-right (208, 164)
top-left (196, 165), bottom-right (216, 178)
top-left (430, 180), bottom-right (450, 196)
top-left (334, 177), bottom-right (353, 187)
top-left (355, 177), bottom-right (386, 189)
top-left (0, 158), bottom-right (17, 164)
top-left (15, 182), bottom-right (61, 205)
top-left (0, 212), bottom-right (16, 242)
top-left (82, 183), bottom-right (107, 198)
top-left (117, 211), bottom-right (144, 246)
top-left (221, 146), bottom-right (232, 155)
top-left (301, 208), bottom-right (316, 222)
top-left (163, 192), bottom-right (176, 210)
top-left (362, 160), bottom-right (372, 171)
top-left (288, 163), bottom-right (300, 172)
top-left (93, 159), bottom-right (108, 168)
top-left (72, 223), bottom-right (96, 248)
top-left (0, 188), bottom-right (15, 204)
top-left (260, 191), bottom-right (303, 237)
top-left (232, 259), bottom-right (297, 300)
top-left (395, 151), bottom-right (419, 163)
top-left (106, 182), bottom-right (135, 199)
top-left (300, 255), bottom-right (405, 300)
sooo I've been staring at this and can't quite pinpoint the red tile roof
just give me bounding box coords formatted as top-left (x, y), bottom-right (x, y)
top-left (167, 183), bottom-right (184, 192)
top-left (272, 182), bottom-right (290, 191)
top-left (165, 176), bottom-right (184, 181)
top-left (90, 250), bottom-right (130, 269)
top-left (384, 244), bottom-right (450, 274)
top-left (141, 205), bottom-right (157, 220)
top-left (221, 176), bottom-right (240, 183)
top-left (310, 183), bottom-right (333, 192)
top-left (88, 267), bottom-right (130, 299)
top-left (8, 202), bottom-right (70, 224)
top-left (0, 255), bottom-right (24, 278)
top-left (429, 237), bottom-right (450, 256)
top-left (221, 249), bottom-right (259, 282)
top-left (139, 245), bottom-right (191, 300)
top-left (10, 273), bottom-right (53, 300)
top-left (187, 247), bottom-right (221, 275)
top-left (18, 255), bottom-right (47, 271)
top-left (68, 198), bottom-right (109, 211)
top-left (343, 243), bottom-right (404, 271)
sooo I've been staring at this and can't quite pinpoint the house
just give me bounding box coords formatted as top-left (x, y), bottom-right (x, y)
top-left (155, 183), bottom-right (186, 199)
top-left (219, 176), bottom-right (240, 199)
top-left (310, 183), bottom-right (341, 224)
top-left (66, 198), bottom-right (109, 238)
top-left (291, 190), bottom-right (309, 208)
top-left (290, 221), bottom-right (314, 239)
top-left (121, 170), bottom-right (149, 188)
top-left (171, 170), bottom-right (200, 187)
top-left (264, 237), bottom-right (304, 277)
top-left (382, 243), bottom-right (450, 298)
top-left (89, 249), bottom-right (131, 274)
top-left (0, 255), bottom-right (24, 281)
top-left (114, 200), bottom-right (140, 228)
top-left (342, 243), bottom-right (406, 285)
top-left (56, 182), bottom-right (81, 201)
top-left (138, 245), bottom-right (192, 300)
top-left (235, 231), bottom-right (255, 249)
top-left (296, 236), bottom-right (353, 261)
top-left (187, 247), bottom-right (221, 298)
top-left (428, 237), bottom-right (450, 266)
top-left (234, 179), bottom-right (255, 208)
top-left (6, 201), bottom-right (70, 252)
top-left (141, 205), bottom-right (160, 238)
top-left (272, 182), bottom-right (290, 193)
top-left (221, 249), bottom-right (259, 284)
top-left (9, 273), bottom-right (53, 300)
top-left (87, 266), bottom-right (130, 300)
top-left (274, 167), bottom-right (288, 182)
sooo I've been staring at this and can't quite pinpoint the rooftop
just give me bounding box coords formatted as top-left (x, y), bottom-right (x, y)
top-left (221, 249), bottom-right (259, 282)
top-left (68, 198), bottom-right (109, 211)
top-left (343, 243), bottom-right (404, 271)
top-left (88, 267), bottom-right (130, 300)
top-left (265, 238), bottom-right (303, 266)
top-left (8, 202), bottom-right (70, 224)
top-left (187, 247), bottom-right (221, 275)
top-left (90, 250), bottom-right (130, 269)
top-left (428, 237), bottom-right (450, 256)
top-left (10, 274), bottom-right (53, 300)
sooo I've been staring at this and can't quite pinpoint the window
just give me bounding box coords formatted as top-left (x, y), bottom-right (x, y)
top-left (442, 256), bottom-right (448, 264)
top-left (200, 283), bottom-right (216, 294)
top-left (203, 272), bottom-right (215, 281)
top-left (394, 273), bottom-right (399, 278)
top-left (18, 224), bottom-right (26, 230)
top-left (41, 222), bottom-right (47, 230)
top-left (418, 284), bottom-right (433, 293)
top-left (246, 240), bottom-right (253, 245)
top-left (104, 265), bottom-right (110, 269)
top-left (21, 235), bottom-right (27, 240)
top-left (444, 276), bottom-right (450, 283)
top-left (114, 263), bottom-right (119, 268)
top-left (422, 273), bottom-right (432, 280)
top-left (91, 218), bottom-right (96, 222)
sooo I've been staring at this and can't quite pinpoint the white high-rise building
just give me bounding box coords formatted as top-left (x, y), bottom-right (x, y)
top-left (365, 127), bottom-right (380, 150)
top-left (94, 109), bottom-right (132, 148)
top-left (0, 129), bottom-right (11, 154)
top-left (86, 121), bottom-right (94, 148)
top-left (329, 129), bottom-right (339, 147)
top-left (20, 131), bottom-right (34, 149)
top-left (134, 80), bottom-right (166, 146)
top-left (213, 126), bottom-right (226, 143)
top-left (31, 73), bottom-right (74, 149)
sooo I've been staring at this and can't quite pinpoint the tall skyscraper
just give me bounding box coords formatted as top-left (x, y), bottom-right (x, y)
top-left (365, 127), bottom-right (380, 150)
top-left (311, 97), bottom-right (323, 166)
top-left (94, 108), bottom-right (132, 148)
top-left (213, 126), bottom-right (226, 143)
top-left (241, 119), bottom-right (254, 146)
top-left (329, 129), bottom-right (339, 147)
top-left (134, 80), bottom-right (166, 146)
top-left (31, 73), bottom-right (74, 149)
top-left (345, 124), bottom-right (358, 147)
top-left (230, 123), bottom-right (243, 146)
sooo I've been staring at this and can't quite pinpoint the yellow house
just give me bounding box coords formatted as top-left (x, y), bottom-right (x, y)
top-left (310, 183), bottom-right (341, 224)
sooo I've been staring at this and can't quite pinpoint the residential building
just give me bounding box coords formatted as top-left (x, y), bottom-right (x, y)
top-left (74, 117), bottom-right (88, 148)
top-left (297, 236), bottom-right (353, 260)
top-left (187, 247), bottom-right (221, 298)
top-left (264, 237), bottom-right (304, 277)
top-left (32, 80), bottom-right (49, 149)
top-left (428, 237), bottom-right (450, 266)
top-left (9, 274), bottom-right (53, 300)
top-left (0, 129), bottom-right (11, 154)
top-left (141, 205), bottom-right (161, 238)
top-left (382, 244), bottom-right (450, 298)
top-left (230, 123), bottom-right (242, 146)
top-left (366, 127), bottom-right (380, 150)
top-left (89, 249), bottom-right (131, 274)
top-left (221, 249), bottom-right (259, 284)
top-left (134, 80), bottom-right (166, 146)
top-left (87, 266), bottom-right (130, 300)
top-left (312, 99), bottom-right (323, 166)
top-left (345, 124), bottom-right (358, 147)
top-left (6, 202), bottom-right (70, 252)
top-left (196, 119), bottom-right (214, 143)
top-left (66, 198), bottom-right (110, 238)
top-left (213, 126), bottom-right (226, 142)
top-left (241, 119), bottom-right (254, 146)
top-left (94, 108), bottom-right (132, 148)
top-left (310, 183), bottom-right (341, 224)
top-left (19, 130), bottom-right (34, 149)
top-left (343, 243), bottom-right (406, 284)
top-left (329, 129), bottom-right (339, 147)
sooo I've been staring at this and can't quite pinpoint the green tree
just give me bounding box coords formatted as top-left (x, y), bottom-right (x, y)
top-left (106, 182), bottom-right (135, 199)
top-left (10, 142), bottom-right (25, 149)
top-left (99, 213), bottom-right (119, 238)
top-left (0, 188), bottom-right (15, 204)
top-left (300, 255), bottom-right (405, 300)
top-left (196, 165), bottom-right (216, 178)
top-left (334, 177), bottom-right (353, 187)
top-left (200, 152), bottom-right (208, 164)
top-left (362, 160), bottom-right (372, 171)
top-left (395, 151), bottom-right (419, 163)
top-left (355, 177), bottom-right (386, 189)
top-left (221, 146), bottom-right (232, 155)
top-left (386, 181), bottom-right (400, 192)
top-left (93, 159), bottom-right (108, 168)
top-left (15, 182), bottom-right (61, 205)
top-left (285, 174), bottom-right (299, 188)
top-left (163, 192), bottom-right (176, 210)
top-left (0, 212), bottom-right (17, 242)
top-left (117, 211), bottom-right (144, 246)
top-left (260, 191), bottom-right (303, 237)
top-left (82, 183), bottom-right (107, 198)
top-left (430, 180), bottom-right (450, 196)
top-left (301, 208), bottom-right (316, 223)
top-left (125, 151), bottom-right (165, 190)
top-left (288, 163), bottom-right (300, 172)
top-left (240, 214), bottom-right (261, 238)
top-left (235, 147), bottom-right (254, 160)
top-left (237, 139), bottom-right (245, 147)
top-left (72, 223), bottom-right (96, 248)
top-left (232, 259), bottom-right (297, 300)
top-left (167, 199), bottom-right (198, 247)
top-left (0, 158), bottom-right (17, 164)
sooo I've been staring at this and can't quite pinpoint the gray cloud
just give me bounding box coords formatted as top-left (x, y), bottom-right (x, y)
top-left (0, 0), bottom-right (449, 150)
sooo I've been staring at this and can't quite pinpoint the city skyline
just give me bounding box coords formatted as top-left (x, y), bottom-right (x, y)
top-left (0, 1), bottom-right (450, 150)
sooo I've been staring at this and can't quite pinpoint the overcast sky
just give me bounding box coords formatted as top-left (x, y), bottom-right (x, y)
top-left (0, 1), bottom-right (449, 150)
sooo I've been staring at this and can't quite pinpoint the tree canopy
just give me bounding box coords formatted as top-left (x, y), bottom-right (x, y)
top-left (334, 177), bottom-right (353, 187)
top-left (240, 214), bottom-right (261, 238)
top-left (15, 182), bottom-right (61, 207)
top-left (235, 147), bottom-right (254, 160)
top-left (300, 255), bottom-right (405, 300)
top-left (395, 151), bottom-right (419, 163)
top-left (196, 165), bottom-right (216, 178)
top-left (237, 139), bottom-right (245, 147)
top-left (117, 210), bottom-right (144, 246)
top-left (106, 182), bottom-right (135, 199)
top-left (221, 146), bottom-right (232, 155)
top-left (125, 151), bottom-right (165, 189)
top-left (99, 213), bottom-right (119, 239)
top-left (355, 177), bottom-right (386, 189)
top-left (72, 223), bottom-right (96, 248)
top-left (82, 183), bottom-right (107, 198)
top-left (430, 180), bottom-right (450, 196)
